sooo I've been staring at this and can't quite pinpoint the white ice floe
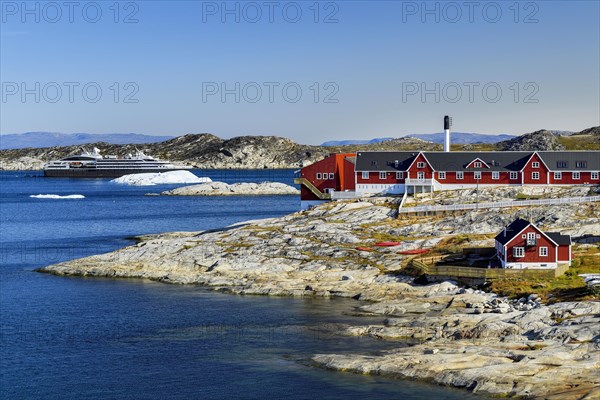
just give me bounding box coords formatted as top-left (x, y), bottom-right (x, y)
top-left (30, 194), bottom-right (85, 199)
top-left (111, 170), bottom-right (212, 186)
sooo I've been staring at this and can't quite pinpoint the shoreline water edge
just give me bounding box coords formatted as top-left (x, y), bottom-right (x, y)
top-left (38, 190), bottom-right (600, 399)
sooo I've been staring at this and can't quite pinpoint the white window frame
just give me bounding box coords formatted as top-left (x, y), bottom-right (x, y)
top-left (316, 173), bottom-right (322, 180)
top-left (379, 171), bottom-right (387, 179)
top-left (554, 172), bottom-right (562, 180)
top-left (492, 171), bottom-right (500, 180)
top-left (396, 171), bottom-right (404, 179)
top-left (456, 171), bottom-right (464, 180)
top-left (417, 162), bottom-right (426, 168)
top-left (329, 173), bottom-right (334, 180)
top-left (532, 172), bottom-right (540, 180)
top-left (573, 172), bottom-right (580, 180)
top-left (513, 247), bottom-right (525, 258)
top-left (417, 171), bottom-right (425, 180)
top-left (474, 162), bottom-right (482, 168)
top-left (591, 172), bottom-right (599, 180)
top-left (361, 171), bottom-right (369, 180)
top-left (510, 171), bottom-right (518, 180)
top-left (532, 162), bottom-right (540, 168)
top-left (474, 171), bottom-right (482, 180)
top-left (539, 247), bottom-right (548, 257)
top-left (438, 171), bottom-right (446, 180)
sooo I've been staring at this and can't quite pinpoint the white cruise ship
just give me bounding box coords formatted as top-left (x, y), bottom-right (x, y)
top-left (43, 148), bottom-right (192, 178)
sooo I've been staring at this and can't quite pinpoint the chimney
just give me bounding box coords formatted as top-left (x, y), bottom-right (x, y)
top-left (444, 115), bottom-right (452, 152)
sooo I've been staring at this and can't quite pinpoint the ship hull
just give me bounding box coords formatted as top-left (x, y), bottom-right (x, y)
top-left (43, 168), bottom-right (192, 178)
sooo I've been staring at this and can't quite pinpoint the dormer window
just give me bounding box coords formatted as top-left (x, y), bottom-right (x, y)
top-left (394, 160), bottom-right (399, 168)
top-left (556, 161), bottom-right (568, 168)
top-left (576, 161), bottom-right (587, 168)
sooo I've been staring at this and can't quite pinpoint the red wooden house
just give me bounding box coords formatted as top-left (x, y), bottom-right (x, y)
top-left (494, 218), bottom-right (572, 269)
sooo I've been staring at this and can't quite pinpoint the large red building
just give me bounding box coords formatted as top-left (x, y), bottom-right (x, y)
top-left (296, 150), bottom-right (599, 207)
top-left (495, 218), bottom-right (571, 269)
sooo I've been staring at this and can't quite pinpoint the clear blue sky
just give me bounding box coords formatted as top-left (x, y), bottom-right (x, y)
top-left (1, 0), bottom-right (599, 144)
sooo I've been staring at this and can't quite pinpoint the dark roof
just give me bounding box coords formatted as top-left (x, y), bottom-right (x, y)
top-left (355, 151), bottom-right (417, 171)
top-left (537, 151), bottom-right (600, 171)
top-left (423, 152), bottom-right (531, 172)
top-left (546, 232), bottom-right (572, 246)
top-left (354, 151), bottom-right (599, 172)
top-left (495, 218), bottom-right (532, 245)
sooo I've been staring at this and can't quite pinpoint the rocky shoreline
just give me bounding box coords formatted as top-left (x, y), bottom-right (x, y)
top-left (160, 181), bottom-right (299, 196)
top-left (38, 193), bottom-right (600, 398)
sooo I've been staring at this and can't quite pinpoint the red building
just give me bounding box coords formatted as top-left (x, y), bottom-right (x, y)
top-left (296, 150), bottom-right (599, 206)
top-left (494, 218), bottom-right (572, 269)
top-left (295, 153), bottom-right (356, 208)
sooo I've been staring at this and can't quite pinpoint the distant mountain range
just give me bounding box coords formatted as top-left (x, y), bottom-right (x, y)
top-left (0, 132), bottom-right (175, 150)
top-left (321, 132), bottom-right (517, 146)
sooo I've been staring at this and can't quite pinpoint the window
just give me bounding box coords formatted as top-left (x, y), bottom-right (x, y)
top-left (592, 172), bottom-right (599, 180)
top-left (316, 173), bottom-right (322, 180)
top-left (539, 247), bottom-right (548, 257)
top-left (510, 172), bottom-right (518, 180)
top-left (417, 162), bottom-right (426, 168)
top-left (329, 173), bottom-right (334, 180)
top-left (474, 171), bottom-right (482, 180)
top-left (379, 172), bottom-right (387, 179)
top-left (438, 171), bottom-right (446, 180)
top-left (532, 172), bottom-right (540, 180)
top-left (513, 247), bottom-right (525, 258)
top-left (556, 161), bottom-right (568, 169)
top-left (394, 160), bottom-right (399, 168)
top-left (554, 172), bottom-right (562, 180)
top-left (396, 171), bottom-right (404, 179)
top-left (492, 171), bottom-right (500, 180)
top-left (456, 171), bottom-right (464, 180)
top-left (361, 171), bottom-right (369, 179)
top-left (474, 162), bottom-right (482, 168)
top-left (575, 161), bottom-right (587, 168)
top-left (417, 172), bottom-right (425, 180)
top-left (532, 162), bottom-right (539, 168)
top-left (573, 172), bottom-right (580, 180)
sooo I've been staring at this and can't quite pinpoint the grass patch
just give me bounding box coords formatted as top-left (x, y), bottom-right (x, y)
top-left (489, 244), bottom-right (600, 302)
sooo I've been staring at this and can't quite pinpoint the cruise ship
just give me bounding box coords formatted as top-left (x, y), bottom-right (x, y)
top-left (43, 148), bottom-right (193, 178)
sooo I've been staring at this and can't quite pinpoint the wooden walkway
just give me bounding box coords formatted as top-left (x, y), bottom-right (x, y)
top-left (399, 195), bottom-right (600, 215)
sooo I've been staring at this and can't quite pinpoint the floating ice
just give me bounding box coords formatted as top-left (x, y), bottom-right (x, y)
top-left (30, 194), bottom-right (85, 199)
top-left (111, 170), bottom-right (212, 186)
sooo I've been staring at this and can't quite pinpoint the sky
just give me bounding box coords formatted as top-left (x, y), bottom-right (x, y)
top-left (1, 0), bottom-right (599, 144)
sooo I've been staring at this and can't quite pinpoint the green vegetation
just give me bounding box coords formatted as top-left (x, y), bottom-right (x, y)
top-left (490, 244), bottom-right (600, 302)
top-left (557, 135), bottom-right (600, 150)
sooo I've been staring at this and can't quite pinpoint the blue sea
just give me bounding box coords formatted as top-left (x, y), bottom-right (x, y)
top-left (0, 170), bottom-right (482, 400)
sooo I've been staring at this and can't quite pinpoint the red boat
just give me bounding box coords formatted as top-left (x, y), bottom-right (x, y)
top-left (374, 241), bottom-right (401, 247)
top-left (398, 249), bottom-right (430, 255)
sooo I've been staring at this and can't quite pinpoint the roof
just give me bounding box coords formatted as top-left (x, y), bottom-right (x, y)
top-left (495, 218), bottom-right (531, 245)
top-left (546, 232), bottom-right (572, 246)
top-left (355, 151), bottom-right (418, 171)
top-left (345, 156), bottom-right (356, 165)
top-left (537, 151), bottom-right (600, 171)
top-left (354, 151), bottom-right (599, 172)
top-left (423, 152), bottom-right (531, 172)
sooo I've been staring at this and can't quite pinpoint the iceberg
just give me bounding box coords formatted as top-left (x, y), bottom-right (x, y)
top-left (111, 170), bottom-right (212, 186)
top-left (30, 194), bottom-right (85, 199)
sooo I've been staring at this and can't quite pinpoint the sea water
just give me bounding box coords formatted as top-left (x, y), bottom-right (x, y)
top-left (0, 170), bottom-right (483, 399)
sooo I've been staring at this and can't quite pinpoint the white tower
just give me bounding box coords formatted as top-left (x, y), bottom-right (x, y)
top-left (444, 115), bottom-right (452, 152)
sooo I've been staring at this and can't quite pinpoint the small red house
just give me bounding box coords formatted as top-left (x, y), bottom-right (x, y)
top-left (495, 218), bottom-right (572, 269)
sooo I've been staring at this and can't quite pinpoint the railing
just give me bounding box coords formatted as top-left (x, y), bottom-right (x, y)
top-left (293, 178), bottom-right (331, 200)
top-left (399, 195), bottom-right (600, 214)
top-left (411, 256), bottom-right (569, 280)
top-left (405, 178), bottom-right (435, 186)
top-left (330, 190), bottom-right (357, 200)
